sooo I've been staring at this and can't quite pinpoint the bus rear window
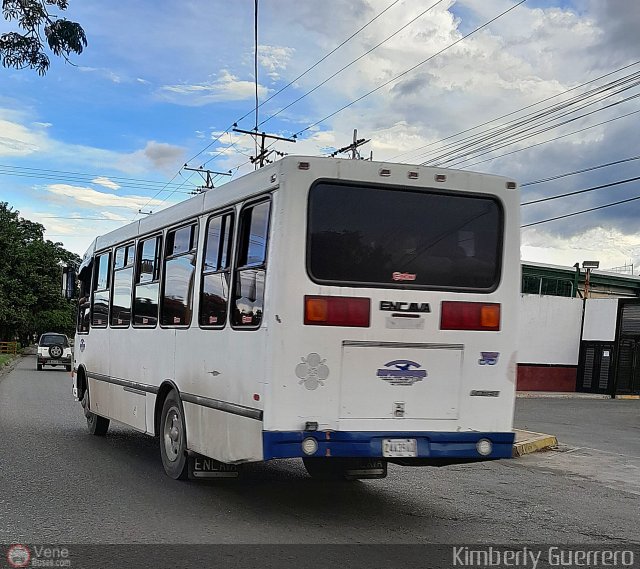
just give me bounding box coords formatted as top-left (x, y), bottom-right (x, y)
top-left (307, 182), bottom-right (502, 291)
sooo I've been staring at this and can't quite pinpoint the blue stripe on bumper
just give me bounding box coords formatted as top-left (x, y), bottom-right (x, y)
top-left (263, 431), bottom-right (514, 461)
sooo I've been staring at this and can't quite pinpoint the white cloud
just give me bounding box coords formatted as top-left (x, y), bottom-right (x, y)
top-left (158, 70), bottom-right (268, 106)
top-left (45, 184), bottom-right (166, 211)
top-left (92, 177), bottom-right (121, 190)
top-left (0, 118), bottom-right (46, 157)
top-left (258, 45), bottom-right (295, 81)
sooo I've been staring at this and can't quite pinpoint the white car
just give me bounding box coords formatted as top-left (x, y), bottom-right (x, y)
top-left (37, 333), bottom-right (73, 372)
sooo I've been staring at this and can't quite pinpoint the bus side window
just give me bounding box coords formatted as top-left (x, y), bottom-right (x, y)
top-left (77, 266), bottom-right (92, 333)
top-left (232, 200), bottom-right (270, 328)
top-left (133, 235), bottom-right (162, 327)
top-left (91, 252), bottom-right (111, 328)
top-left (161, 223), bottom-right (198, 327)
top-left (200, 212), bottom-right (234, 328)
top-left (111, 243), bottom-right (134, 327)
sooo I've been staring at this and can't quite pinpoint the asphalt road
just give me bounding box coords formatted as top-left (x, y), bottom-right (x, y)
top-left (1, 355), bottom-right (638, 546)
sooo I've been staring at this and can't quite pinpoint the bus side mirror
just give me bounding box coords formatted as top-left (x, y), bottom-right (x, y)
top-left (62, 266), bottom-right (77, 300)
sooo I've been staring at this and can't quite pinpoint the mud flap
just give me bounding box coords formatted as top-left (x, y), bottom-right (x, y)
top-left (344, 459), bottom-right (388, 480)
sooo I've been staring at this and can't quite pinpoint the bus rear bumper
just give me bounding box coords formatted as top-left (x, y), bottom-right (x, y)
top-left (262, 431), bottom-right (514, 463)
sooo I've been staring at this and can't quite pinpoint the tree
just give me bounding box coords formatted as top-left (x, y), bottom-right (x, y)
top-left (0, 202), bottom-right (80, 344)
top-left (0, 0), bottom-right (86, 75)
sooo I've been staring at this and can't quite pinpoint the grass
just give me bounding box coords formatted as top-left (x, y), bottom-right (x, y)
top-left (0, 354), bottom-right (14, 367)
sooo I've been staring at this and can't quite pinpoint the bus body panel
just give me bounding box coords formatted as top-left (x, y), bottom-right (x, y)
top-left (74, 156), bottom-right (519, 468)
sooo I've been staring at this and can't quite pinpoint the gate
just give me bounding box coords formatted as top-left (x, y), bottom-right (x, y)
top-left (612, 301), bottom-right (640, 396)
top-left (577, 342), bottom-right (614, 394)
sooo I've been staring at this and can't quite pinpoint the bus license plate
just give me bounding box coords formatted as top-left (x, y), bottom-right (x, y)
top-left (382, 438), bottom-right (417, 457)
top-left (189, 456), bottom-right (239, 478)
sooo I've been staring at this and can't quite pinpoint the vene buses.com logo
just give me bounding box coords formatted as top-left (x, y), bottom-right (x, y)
top-left (376, 360), bottom-right (427, 386)
top-left (7, 544), bottom-right (31, 568)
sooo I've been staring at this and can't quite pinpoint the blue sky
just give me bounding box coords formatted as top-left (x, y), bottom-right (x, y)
top-left (1, 0), bottom-right (640, 271)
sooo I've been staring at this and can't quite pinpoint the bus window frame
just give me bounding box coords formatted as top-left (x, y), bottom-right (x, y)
top-left (199, 209), bottom-right (236, 330)
top-left (305, 179), bottom-right (505, 294)
top-left (132, 233), bottom-right (163, 329)
top-left (230, 196), bottom-right (272, 331)
top-left (91, 250), bottom-right (112, 328)
top-left (159, 220), bottom-right (199, 329)
top-left (110, 241), bottom-right (135, 329)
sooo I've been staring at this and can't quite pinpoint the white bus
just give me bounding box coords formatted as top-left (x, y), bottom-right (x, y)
top-left (72, 156), bottom-right (519, 480)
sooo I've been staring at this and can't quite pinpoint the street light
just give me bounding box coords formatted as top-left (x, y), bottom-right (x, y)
top-left (582, 261), bottom-right (599, 298)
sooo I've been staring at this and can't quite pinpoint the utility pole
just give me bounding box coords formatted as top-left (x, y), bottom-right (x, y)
top-left (183, 166), bottom-right (232, 194)
top-left (232, 126), bottom-right (296, 168)
top-left (330, 129), bottom-right (370, 159)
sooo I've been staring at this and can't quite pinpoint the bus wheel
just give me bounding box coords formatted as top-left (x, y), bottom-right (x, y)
top-left (302, 458), bottom-right (351, 481)
top-left (82, 389), bottom-right (109, 436)
top-left (159, 391), bottom-right (188, 480)
top-left (37, 363), bottom-right (42, 371)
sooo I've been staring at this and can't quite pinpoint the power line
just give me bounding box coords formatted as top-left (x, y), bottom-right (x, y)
top-left (293, 0), bottom-right (527, 138)
top-left (441, 90), bottom-right (640, 168)
top-left (522, 193), bottom-right (640, 228)
top-left (257, 0), bottom-right (446, 128)
top-left (521, 155), bottom-right (640, 186)
top-left (391, 59), bottom-right (640, 163)
top-left (522, 176), bottom-right (640, 206)
top-left (456, 107), bottom-right (640, 170)
top-left (0, 164), bottom-right (195, 192)
top-left (233, 0), bottom-right (403, 127)
top-left (193, 1), bottom-right (404, 170)
top-left (422, 72), bottom-right (640, 166)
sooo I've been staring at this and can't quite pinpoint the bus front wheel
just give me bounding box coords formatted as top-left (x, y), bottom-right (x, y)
top-left (159, 391), bottom-right (189, 480)
top-left (82, 389), bottom-right (109, 436)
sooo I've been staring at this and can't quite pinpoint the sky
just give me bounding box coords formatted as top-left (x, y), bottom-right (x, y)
top-left (1, 0), bottom-right (640, 272)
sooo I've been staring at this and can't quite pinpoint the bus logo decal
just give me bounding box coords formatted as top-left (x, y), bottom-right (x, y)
top-left (296, 353), bottom-right (330, 390)
top-left (376, 360), bottom-right (427, 386)
top-left (478, 352), bottom-right (499, 365)
top-left (380, 301), bottom-right (430, 313)
top-left (392, 272), bottom-right (416, 282)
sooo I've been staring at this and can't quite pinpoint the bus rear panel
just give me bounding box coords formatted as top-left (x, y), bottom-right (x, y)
top-left (261, 159), bottom-right (519, 467)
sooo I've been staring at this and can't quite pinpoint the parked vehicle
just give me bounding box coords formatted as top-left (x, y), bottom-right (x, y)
top-left (37, 333), bottom-right (72, 372)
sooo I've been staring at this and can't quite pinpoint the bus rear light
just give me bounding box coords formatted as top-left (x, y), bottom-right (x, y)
top-left (304, 295), bottom-right (370, 327)
top-left (440, 301), bottom-right (501, 331)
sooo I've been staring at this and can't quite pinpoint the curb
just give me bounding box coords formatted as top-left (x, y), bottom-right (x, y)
top-left (0, 354), bottom-right (21, 381)
top-left (615, 395), bottom-right (640, 400)
top-left (516, 392), bottom-right (611, 399)
top-left (512, 429), bottom-right (558, 457)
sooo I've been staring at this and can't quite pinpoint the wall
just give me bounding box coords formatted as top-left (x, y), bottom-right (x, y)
top-left (517, 294), bottom-right (583, 391)
top-left (582, 298), bottom-right (619, 341)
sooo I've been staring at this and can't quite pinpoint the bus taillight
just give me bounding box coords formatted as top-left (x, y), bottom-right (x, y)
top-left (440, 301), bottom-right (501, 331)
top-left (304, 296), bottom-right (370, 327)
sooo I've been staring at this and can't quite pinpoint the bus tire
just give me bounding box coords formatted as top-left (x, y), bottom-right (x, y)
top-left (302, 458), bottom-right (352, 481)
top-left (37, 363), bottom-right (42, 371)
top-left (159, 390), bottom-right (188, 480)
top-left (82, 389), bottom-right (109, 436)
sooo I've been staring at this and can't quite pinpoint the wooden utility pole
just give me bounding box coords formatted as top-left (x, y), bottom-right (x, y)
top-left (232, 127), bottom-right (296, 168)
top-left (330, 129), bottom-right (370, 159)
top-left (183, 166), bottom-right (232, 194)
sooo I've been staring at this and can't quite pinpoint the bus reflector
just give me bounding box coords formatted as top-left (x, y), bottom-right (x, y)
top-left (440, 302), bottom-right (500, 331)
top-left (304, 296), bottom-right (370, 327)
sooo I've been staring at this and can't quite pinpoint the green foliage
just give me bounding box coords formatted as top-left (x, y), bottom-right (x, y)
top-left (0, 202), bottom-right (80, 342)
top-left (1, 0), bottom-right (86, 75)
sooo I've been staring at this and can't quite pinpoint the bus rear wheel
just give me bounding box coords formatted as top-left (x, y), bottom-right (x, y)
top-left (82, 389), bottom-right (109, 436)
top-left (159, 390), bottom-right (189, 480)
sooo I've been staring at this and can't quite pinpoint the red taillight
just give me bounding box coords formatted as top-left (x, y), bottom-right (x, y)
top-left (304, 295), bottom-right (370, 327)
top-left (440, 301), bottom-right (501, 331)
